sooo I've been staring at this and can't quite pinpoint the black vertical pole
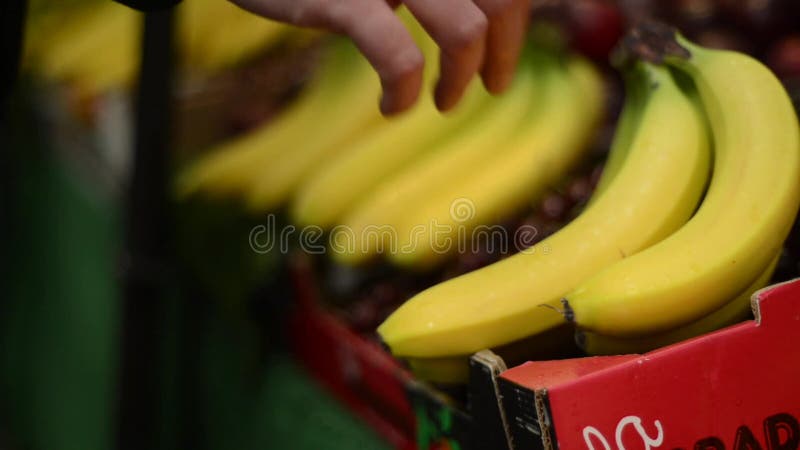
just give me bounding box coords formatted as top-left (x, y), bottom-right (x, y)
top-left (0, 0), bottom-right (27, 266)
top-left (0, 0), bottom-right (27, 214)
top-left (0, 0), bottom-right (27, 447)
top-left (117, 8), bottom-right (176, 450)
top-left (0, 0), bottom-right (26, 117)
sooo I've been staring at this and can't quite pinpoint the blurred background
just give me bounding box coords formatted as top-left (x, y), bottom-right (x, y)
top-left (2, 0), bottom-right (800, 449)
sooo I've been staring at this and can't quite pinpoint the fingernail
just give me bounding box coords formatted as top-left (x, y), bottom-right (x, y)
top-left (485, 69), bottom-right (513, 94)
top-left (434, 82), bottom-right (455, 112)
top-left (380, 90), bottom-right (397, 116)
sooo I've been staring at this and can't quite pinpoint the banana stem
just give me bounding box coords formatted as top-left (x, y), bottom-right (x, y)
top-left (612, 20), bottom-right (691, 67)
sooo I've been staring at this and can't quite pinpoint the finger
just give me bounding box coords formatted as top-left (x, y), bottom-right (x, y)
top-left (403, 0), bottom-right (488, 111)
top-left (326, 0), bottom-right (425, 115)
top-left (230, 0), bottom-right (424, 115)
top-left (473, 0), bottom-right (529, 93)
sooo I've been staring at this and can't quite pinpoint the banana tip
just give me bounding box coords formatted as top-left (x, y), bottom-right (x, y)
top-left (376, 335), bottom-right (392, 354)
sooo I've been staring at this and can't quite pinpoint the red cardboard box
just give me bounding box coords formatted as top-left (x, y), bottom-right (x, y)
top-left (499, 279), bottom-right (800, 450)
top-left (288, 251), bottom-right (800, 450)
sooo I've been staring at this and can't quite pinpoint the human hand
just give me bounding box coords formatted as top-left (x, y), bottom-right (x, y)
top-left (229, 0), bottom-right (531, 115)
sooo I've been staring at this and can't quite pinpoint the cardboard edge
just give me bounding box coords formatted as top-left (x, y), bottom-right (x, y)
top-left (534, 389), bottom-right (557, 450)
top-left (470, 350), bottom-right (513, 449)
top-left (750, 277), bottom-right (800, 325)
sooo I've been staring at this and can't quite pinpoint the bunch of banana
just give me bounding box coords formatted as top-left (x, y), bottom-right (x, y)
top-left (175, 36), bottom-right (381, 204)
top-left (564, 31), bottom-right (800, 342)
top-left (290, 74), bottom-right (489, 229)
top-left (387, 51), bottom-right (604, 270)
top-left (378, 60), bottom-right (712, 358)
top-left (330, 57), bottom-right (538, 267)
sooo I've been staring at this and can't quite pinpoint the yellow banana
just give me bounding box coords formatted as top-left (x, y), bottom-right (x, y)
top-left (378, 63), bottom-right (711, 358)
top-left (388, 53), bottom-right (603, 270)
top-left (565, 35), bottom-right (800, 337)
top-left (578, 253), bottom-right (780, 355)
top-left (291, 81), bottom-right (489, 229)
top-left (330, 60), bottom-right (537, 267)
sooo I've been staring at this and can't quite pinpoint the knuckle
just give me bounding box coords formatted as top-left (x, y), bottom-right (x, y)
top-left (382, 47), bottom-right (425, 84)
top-left (443, 13), bottom-right (488, 51)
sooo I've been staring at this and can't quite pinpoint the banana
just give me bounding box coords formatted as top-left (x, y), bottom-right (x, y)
top-left (330, 58), bottom-right (537, 267)
top-left (387, 53), bottom-right (603, 270)
top-left (578, 253), bottom-right (780, 355)
top-left (378, 62), bottom-right (711, 358)
top-left (565, 35), bottom-right (800, 337)
top-left (174, 38), bottom-right (358, 200)
top-left (290, 80), bottom-right (489, 229)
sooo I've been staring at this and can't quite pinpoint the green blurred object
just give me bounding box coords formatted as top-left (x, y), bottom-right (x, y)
top-left (1, 109), bottom-right (389, 450)
top-left (1, 138), bottom-right (119, 450)
top-left (251, 355), bottom-right (392, 450)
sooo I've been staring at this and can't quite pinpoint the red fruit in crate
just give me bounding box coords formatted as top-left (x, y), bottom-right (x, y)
top-left (566, 0), bottom-right (624, 60)
top-left (767, 36), bottom-right (800, 80)
top-left (618, 0), bottom-right (663, 24)
top-left (541, 192), bottom-right (571, 221)
top-left (567, 177), bottom-right (594, 204)
top-left (348, 299), bottom-right (382, 331)
top-left (367, 282), bottom-right (402, 308)
top-left (694, 28), bottom-right (755, 54)
top-left (229, 104), bottom-right (274, 134)
top-left (717, 0), bottom-right (792, 41)
top-left (513, 215), bottom-right (545, 252)
top-left (454, 247), bottom-right (495, 275)
top-left (667, 0), bottom-right (718, 32)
